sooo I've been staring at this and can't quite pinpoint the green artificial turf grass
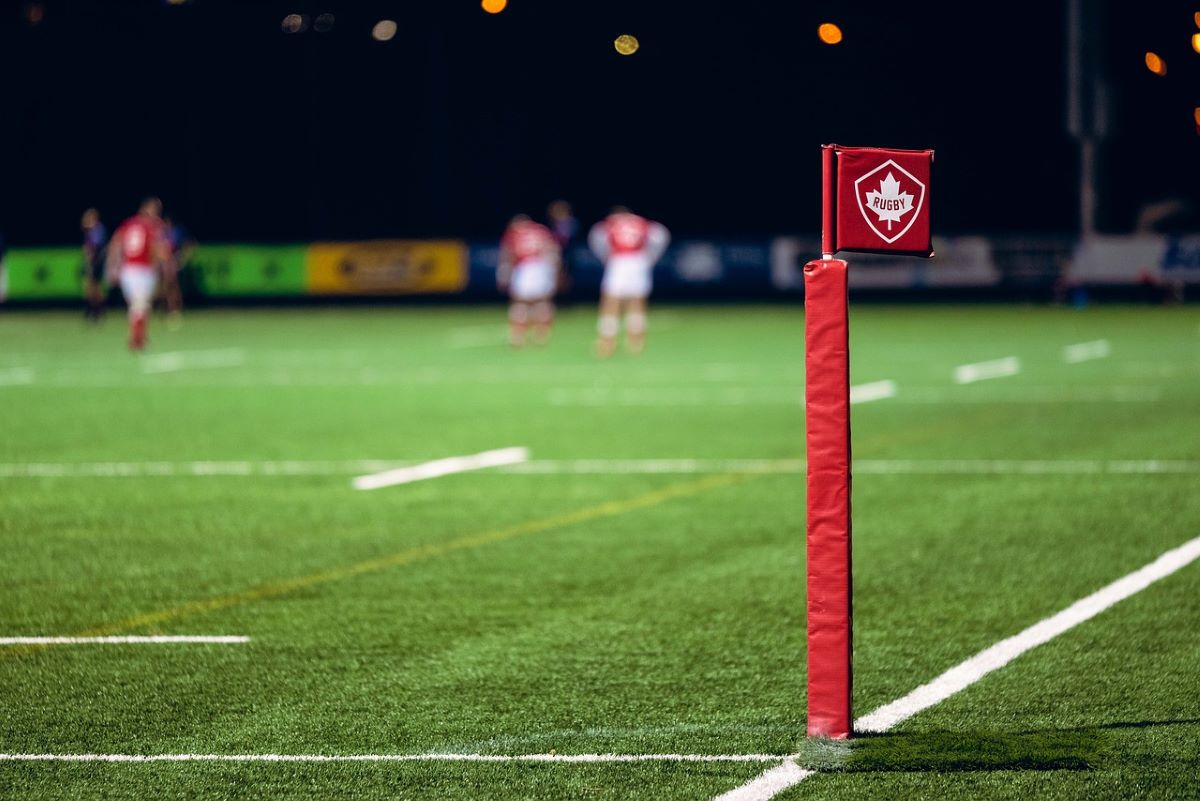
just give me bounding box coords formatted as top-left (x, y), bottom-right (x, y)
top-left (2, 304), bottom-right (1199, 799)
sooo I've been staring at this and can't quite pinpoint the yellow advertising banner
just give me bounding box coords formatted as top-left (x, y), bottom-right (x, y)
top-left (305, 240), bottom-right (468, 295)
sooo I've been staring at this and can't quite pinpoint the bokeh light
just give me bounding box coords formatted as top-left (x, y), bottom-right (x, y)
top-left (817, 23), bottom-right (843, 45)
top-left (314, 13), bottom-right (334, 33)
top-left (481, 0), bottom-right (508, 14)
top-left (1144, 51), bottom-right (1166, 75)
top-left (281, 13), bottom-right (306, 34)
top-left (372, 19), bottom-right (397, 42)
top-left (1192, 32), bottom-right (1200, 54)
top-left (614, 34), bottom-right (639, 55)
top-left (24, 3), bottom-right (45, 25)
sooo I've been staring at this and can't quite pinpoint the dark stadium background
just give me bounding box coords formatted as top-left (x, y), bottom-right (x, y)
top-left (0, 0), bottom-right (1196, 244)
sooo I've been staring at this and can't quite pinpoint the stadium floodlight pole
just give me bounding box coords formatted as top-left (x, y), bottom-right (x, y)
top-left (805, 144), bottom-right (933, 740)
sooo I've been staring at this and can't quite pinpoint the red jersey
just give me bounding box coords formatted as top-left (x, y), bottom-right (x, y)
top-left (114, 215), bottom-right (163, 267)
top-left (602, 212), bottom-right (651, 255)
top-left (501, 220), bottom-right (555, 265)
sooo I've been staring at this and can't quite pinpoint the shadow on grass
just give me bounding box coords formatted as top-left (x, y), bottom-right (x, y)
top-left (796, 719), bottom-right (1199, 773)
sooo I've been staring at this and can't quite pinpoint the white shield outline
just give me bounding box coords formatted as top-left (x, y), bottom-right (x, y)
top-left (853, 159), bottom-right (926, 245)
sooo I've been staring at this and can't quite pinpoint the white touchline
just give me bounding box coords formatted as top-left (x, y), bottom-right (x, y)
top-left (713, 760), bottom-right (814, 801)
top-left (715, 532), bottom-right (1200, 801)
top-left (901, 385), bottom-right (1159, 403)
top-left (0, 752), bottom-right (784, 764)
top-left (0, 636), bottom-right (249, 645)
top-left (141, 349), bottom-right (246, 374)
top-left (5, 459), bottom-right (1200, 478)
top-left (352, 447), bottom-right (530, 491)
top-left (1063, 339), bottom-right (1110, 364)
top-left (506, 459), bottom-right (808, 475)
top-left (849, 380), bottom-right (897, 405)
top-left (953, 356), bottom-right (1020, 385)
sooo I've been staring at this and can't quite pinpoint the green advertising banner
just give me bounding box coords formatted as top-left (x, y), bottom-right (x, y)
top-left (189, 244), bottom-right (307, 297)
top-left (4, 248), bottom-right (82, 300)
top-left (2, 240), bottom-right (470, 301)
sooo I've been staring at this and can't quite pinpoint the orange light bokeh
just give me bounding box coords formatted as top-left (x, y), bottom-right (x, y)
top-left (481, 0), bottom-right (507, 14)
top-left (1192, 32), bottom-right (1200, 54)
top-left (372, 19), bottom-right (397, 42)
top-left (1144, 51), bottom-right (1166, 75)
top-left (817, 22), bottom-right (843, 45)
top-left (613, 34), bottom-right (639, 55)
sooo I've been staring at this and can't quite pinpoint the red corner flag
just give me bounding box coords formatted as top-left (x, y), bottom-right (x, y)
top-left (805, 144), bottom-right (933, 740)
top-left (831, 144), bottom-right (934, 257)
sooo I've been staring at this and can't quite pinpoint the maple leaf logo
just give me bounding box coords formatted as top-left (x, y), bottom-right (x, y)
top-left (863, 172), bottom-right (914, 231)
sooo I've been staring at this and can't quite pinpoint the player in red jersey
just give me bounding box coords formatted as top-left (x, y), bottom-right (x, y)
top-left (105, 198), bottom-right (168, 351)
top-left (497, 214), bottom-right (561, 347)
top-left (588, 207), bottom-right (670, 357)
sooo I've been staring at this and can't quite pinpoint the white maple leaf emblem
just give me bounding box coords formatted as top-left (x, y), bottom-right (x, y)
top-left (863, 172), bottom-right (913, 231)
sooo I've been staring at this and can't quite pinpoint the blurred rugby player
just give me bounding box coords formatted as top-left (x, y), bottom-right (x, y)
top-left (106, 197), bottom-right (168, 351)
top-left (81, 208), bottom-right (107, 322)
top-left (546, 199), bottom-right (579, 304)
top-left (588, 207), bottom-right (670, 357)
top-left (498, 214), bottom-right (561, 347)
top-left (160, 215), bottom-right (194, 329)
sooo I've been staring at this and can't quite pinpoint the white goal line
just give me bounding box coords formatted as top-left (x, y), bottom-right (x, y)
top-left (3, 458), bottom-right (1199, 478)
top-left (0, 752), bottom-right (784, 764)
top-left (0, 636), bottom-right (249, 646)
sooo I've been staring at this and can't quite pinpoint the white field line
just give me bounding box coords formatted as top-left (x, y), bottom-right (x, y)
top-left (0, 752), bottom-right (784, 764)
top-left (141, 349), bottom-right (245, 374)
top-left (852, 459), bottom-right (1200, 475)
top-left (953, 356), bottom-right (1020, 384)
top-left (545, 380), bottom-right (894, 408)
top-left (849, 380), bottom-right (897, 404)
top-left (714, 760), bottom-right (814, 801)
top-left (0, 636), bottom-right (248, 645)
top-left (0, 367), bottom-right (35, 386)
top-left (4, 459), bottom-right (1200, 479)
top-left (716, 532), bottom-right (1200, 801)
top-left (352, 447), bottom-right (530, 491)
top-left (506, 459), bottom-right (807, 475)
top-left (545, 384), bottom-right (1160, 407)
top-left (0, 460), bottom-right (411, 478)
top-left (1063, 339), bottom-right (1110, 364)
top-left (27, 362), bottom-right (794, 388)
top-left (545, 388), bottom-right (800, 407)
top-left (901, 386), bottom-right (1160, 403)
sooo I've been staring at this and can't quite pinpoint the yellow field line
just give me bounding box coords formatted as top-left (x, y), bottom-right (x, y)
top-left (5, 473), bottom-right (748, 660)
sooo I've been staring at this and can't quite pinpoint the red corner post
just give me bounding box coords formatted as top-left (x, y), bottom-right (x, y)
top-left (805, 144), bottom-right (852, 739)
top-left (804, 258), bottom-right (852, 739)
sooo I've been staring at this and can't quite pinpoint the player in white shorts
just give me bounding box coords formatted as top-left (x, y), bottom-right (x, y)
top-left (497, 215), bottom-right (561, 347)
top-left (106, 198), bottom-right (168, 351)
top-left (588, 207), bottom-right (670, 357)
